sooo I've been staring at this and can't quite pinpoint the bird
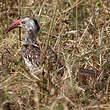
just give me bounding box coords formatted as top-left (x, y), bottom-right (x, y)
top-left (7, 17), bottom-right (104, 80)
top-left (7, 17), bottom-right (63, 80)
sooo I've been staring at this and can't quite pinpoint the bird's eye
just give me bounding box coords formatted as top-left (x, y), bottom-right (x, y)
top-left (21, 21), bottom-right (25, 24)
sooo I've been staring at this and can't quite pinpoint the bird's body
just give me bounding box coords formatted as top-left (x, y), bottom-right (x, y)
top-left (21, 44), bottom-right (42, 79)
top-left (8, 17), bottom-right (63, 79)
top-left (22, 44), bottom-right (41, 70)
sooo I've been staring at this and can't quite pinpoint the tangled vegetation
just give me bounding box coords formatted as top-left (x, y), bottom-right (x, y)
top-left (0, 0), bottom-right (110, 110)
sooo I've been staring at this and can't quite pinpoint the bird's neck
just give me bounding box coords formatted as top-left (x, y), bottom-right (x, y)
top-left (24, 31), bottom-right (38, 46)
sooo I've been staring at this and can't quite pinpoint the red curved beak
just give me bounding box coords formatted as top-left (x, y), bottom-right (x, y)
top-left (8, 20), bottom-right (21, 32)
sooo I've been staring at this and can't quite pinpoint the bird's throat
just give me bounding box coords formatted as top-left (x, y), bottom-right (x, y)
top-left (24, 31), bottom-right (38, 46)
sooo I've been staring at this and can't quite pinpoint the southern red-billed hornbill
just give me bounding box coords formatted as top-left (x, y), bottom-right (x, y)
top-left (8, 17), bottom-right (103, 80)
top-left (8, 17), bottom-right (63, 80)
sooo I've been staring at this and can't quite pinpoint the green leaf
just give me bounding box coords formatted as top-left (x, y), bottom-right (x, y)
top-left (58, 104), bottom-right (64, 110)
top-left (96, 1), bottom-right (101, 7)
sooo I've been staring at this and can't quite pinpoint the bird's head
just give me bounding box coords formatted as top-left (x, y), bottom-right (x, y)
top-left (8, 17), bottom-right (40, 33)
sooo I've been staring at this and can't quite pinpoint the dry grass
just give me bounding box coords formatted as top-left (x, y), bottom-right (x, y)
top-left (0, 0), bottom-right (110, 110)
